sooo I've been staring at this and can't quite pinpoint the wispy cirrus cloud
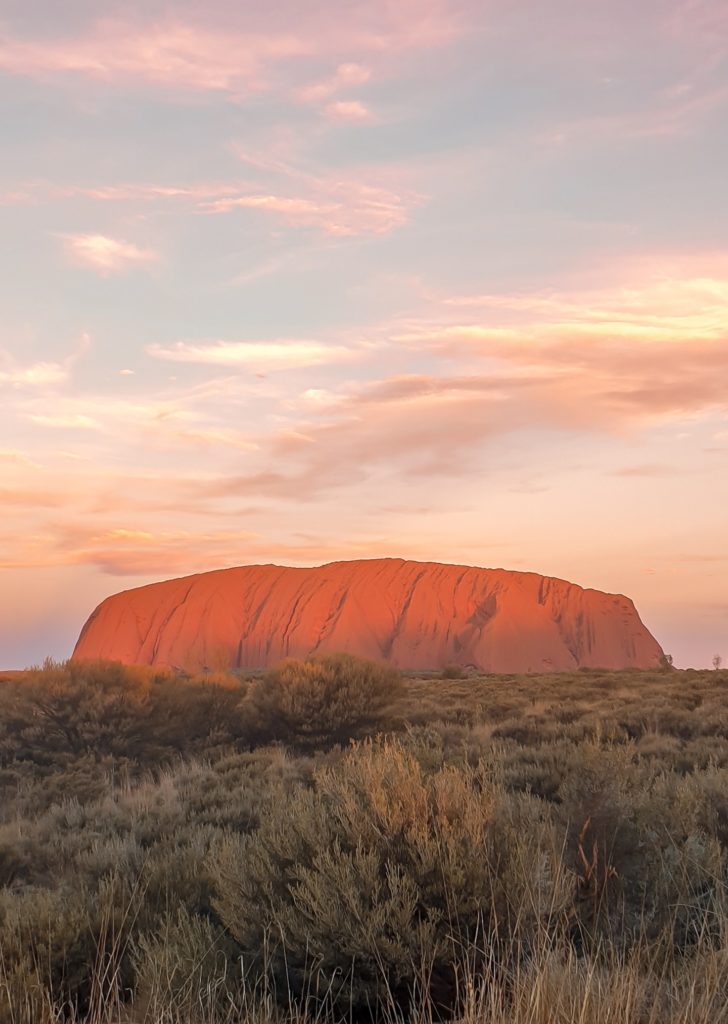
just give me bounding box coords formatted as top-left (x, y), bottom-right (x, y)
top-left (226, 144), bottom-right (424, 235)
top-left (61, 233), bottom-right (158, 274)
top-left (7, 170), bottom-right (420, 238)
top-left (201, 179), bottom-right (418, 235)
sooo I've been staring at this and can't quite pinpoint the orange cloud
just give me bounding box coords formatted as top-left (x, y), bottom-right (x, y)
top-left (57, 526), bottom-right (263, 576)
top-left (383, 260), bottom-right (728, 423)
top-left (61, 233), bottom-right (158, 274)
top-left (50, 526), bottom-right (441, 577)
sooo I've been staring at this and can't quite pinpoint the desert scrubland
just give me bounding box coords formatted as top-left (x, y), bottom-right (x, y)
top-left (2, 658), bottom-right (728, 1022)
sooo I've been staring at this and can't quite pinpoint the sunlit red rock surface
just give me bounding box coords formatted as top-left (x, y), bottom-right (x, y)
top-left (73, 558), bottom-right (664, 673)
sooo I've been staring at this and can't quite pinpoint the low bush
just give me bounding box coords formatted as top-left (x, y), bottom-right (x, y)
top-left (241, 653), bottom-right (403, 748)
top-left (0, 660), bottom-right (247, 820)
top-left (212, 738), bottom-right (573, 1010)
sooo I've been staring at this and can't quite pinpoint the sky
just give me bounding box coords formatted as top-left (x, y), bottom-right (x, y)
top-left (1, 0), bottom-right (727, 669)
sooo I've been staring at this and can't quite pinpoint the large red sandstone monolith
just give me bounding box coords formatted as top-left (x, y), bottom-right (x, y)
top-left (72, 558), bottom-right (663, 673)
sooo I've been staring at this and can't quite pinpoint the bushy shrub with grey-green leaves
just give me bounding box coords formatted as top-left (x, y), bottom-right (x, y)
top-left (241, 653), bottom-right (404, 748)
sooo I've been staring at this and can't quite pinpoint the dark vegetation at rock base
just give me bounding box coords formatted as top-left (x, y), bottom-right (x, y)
top-left (2, 657), bottom-right (728, 1021)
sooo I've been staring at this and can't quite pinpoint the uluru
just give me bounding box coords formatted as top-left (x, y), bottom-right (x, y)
top-left (73, 558), bottom-right (663, 673)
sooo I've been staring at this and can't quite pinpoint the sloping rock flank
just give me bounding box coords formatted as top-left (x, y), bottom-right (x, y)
top-left (73, 558), bottom-right (663, 673)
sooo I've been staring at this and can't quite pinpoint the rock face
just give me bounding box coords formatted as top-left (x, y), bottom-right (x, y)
top-left (73, 558), bottom-right (663, 673)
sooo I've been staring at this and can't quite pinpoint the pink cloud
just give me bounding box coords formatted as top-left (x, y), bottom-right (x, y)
top-left (61, 233), bottom-right (158, 274)
top-left (6, 164), bottom-right (421, 238)
top-left (296, 62), bottom-right (371, 103)
top-left (324, 100), bottom-right (375, 122)
top-left (0, 3), bottom-right (460, 94)
top-left (0, 21), bottom-right (306, 93)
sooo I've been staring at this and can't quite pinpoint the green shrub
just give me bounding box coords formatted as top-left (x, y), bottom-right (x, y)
top-left (212, 739), bottom-right (572, 1010)
top-left (0, 661), bottom-right (247, 821)
top-left (241, 654), bottom-right (403, 748)
top-left (555, 745), bottom-right (727, 948)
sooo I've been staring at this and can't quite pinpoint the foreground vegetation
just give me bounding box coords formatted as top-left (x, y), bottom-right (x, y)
top-left (2, 657), bottom-right (728, 1022)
